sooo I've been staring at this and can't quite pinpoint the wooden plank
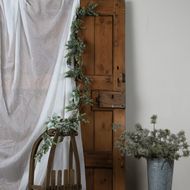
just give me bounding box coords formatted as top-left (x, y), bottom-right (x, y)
top-left (81, 106), bottom-right (94, 151)
top-left (51, 170), bottom-right (56, 188)
top-left (82, 17), bottom-right (95, 75)
top-left (92, 91), bottom-right (125, 109)
top-left (90, 76), bottom-right (113, 90)
top-left (86, 169), bottom-right (94, 190)
top-left (45, 132), bottom-right (59, 189)
top-left (94, 111), bottom-right (113, 151)
top-left (64, 170), bottom-right (69, 185)
top-left (95, 16), bottom-right (113, 76)
top-left (57, 170), bottom-right (62, 188)
top-left (94, 169), bottom-right (113, 190)
top-left (113, 0), bottom-right (125, 91)
top-left (28, 134), bottom-right (44, 190)
top-left (113, 109), bottom-right (125, 190)
top-left (70, 137), bottom-right (81, 186)
top-left (81, 0), bottom-right (115, 15)
top-left (69, 169), bottom-right (75, 185)
top-left (85, 151), bottom-right (113, 168)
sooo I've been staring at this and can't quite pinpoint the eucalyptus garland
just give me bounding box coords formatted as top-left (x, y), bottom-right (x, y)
top-left (35, 3), bottom-right (98, 161)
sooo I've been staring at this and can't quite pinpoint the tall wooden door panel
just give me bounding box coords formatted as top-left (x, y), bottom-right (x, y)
top-left (81, 1), bottom-right (125, 190)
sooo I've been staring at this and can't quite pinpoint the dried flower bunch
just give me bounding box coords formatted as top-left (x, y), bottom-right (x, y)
top-left (115, 115), bottom-right (190, 160)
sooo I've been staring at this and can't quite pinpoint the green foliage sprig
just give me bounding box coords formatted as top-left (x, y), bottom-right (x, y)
top-left (115, 115), bottom-right (190, 160)
top-left (35, 3), bottom-right (98, 161)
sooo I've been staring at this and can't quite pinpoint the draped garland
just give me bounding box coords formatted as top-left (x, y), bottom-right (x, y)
top-left (36, 3), bottom-right (98, 161)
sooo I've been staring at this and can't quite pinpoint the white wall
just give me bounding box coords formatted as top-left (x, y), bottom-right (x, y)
top-left (125, 0), bottom-right (190, 190)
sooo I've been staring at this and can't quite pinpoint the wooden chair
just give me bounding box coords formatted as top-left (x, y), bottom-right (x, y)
top-left (28, 129), bottom-right (82, 190)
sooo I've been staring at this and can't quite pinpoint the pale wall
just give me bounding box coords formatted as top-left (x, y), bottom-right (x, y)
top-left (125, 0), bottom-right (190, 189)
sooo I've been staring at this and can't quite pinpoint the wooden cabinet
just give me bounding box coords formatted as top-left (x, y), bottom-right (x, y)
top-left (80, 1), bottom-right (125, 189)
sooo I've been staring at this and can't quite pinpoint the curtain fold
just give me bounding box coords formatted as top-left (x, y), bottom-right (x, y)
top-left (0, 0), bottom-right (86, 189)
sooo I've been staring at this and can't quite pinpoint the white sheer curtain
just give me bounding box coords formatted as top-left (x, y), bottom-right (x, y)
top-left (0, 0), bottom-right (86, 189)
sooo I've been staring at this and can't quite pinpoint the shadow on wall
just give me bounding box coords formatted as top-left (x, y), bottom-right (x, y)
top-left (125, 1), bottom-right (147, 190)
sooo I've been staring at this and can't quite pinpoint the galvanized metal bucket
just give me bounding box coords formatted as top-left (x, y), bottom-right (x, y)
top-left (147, 158), bottom-right (174, 190)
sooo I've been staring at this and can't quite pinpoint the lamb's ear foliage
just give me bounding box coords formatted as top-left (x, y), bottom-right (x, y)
top-left (35, 3), bottom-right (98, 162)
